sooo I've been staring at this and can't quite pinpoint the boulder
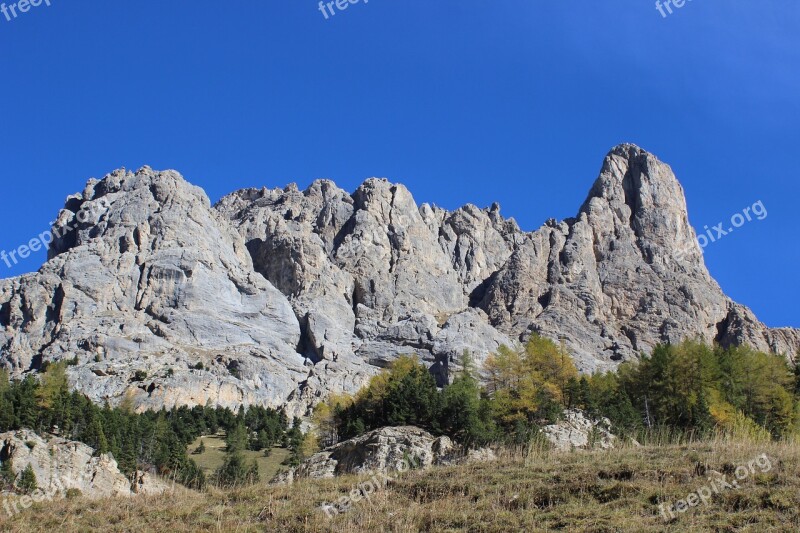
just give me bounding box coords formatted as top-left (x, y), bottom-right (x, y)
top-left (273, 426), bottom-right (455, 483)
top-left (542, 410), bottom-right (617, 451)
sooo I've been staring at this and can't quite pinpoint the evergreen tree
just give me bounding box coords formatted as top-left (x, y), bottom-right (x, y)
top-left (0, 370), bottom-right (15, 431)
top-left (0, 457), bottom-right (14, 488)
top-left (382, 359), bottom-right (441, 431)
top-left (17, 464), bottom-right (37, 493)
top-left (794, 358), bottom-right (800, 396)
top-left (226, 422), bottom-right (249, 453)
top-left (15, 376), bottom-right (39, 430)
top-left (285, 417), bottom-right (305, 465)
top-left (691, 389), bottom-right (714, 434)
top-left (35, 361), bottom-right (69, 410)
top-left (214, 450), bottom-right (259, 487)
top-left (85, 411), bottom-right (110, 454)
top-left (194, 440), bottom-right (207, 455)
top-left (578, 376), bottom-right (598, 415)
top-left (440, 351), bottom-right (496, 446)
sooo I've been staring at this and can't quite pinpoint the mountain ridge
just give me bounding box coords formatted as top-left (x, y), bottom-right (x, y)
top-left (1, 144), bottom-right (797, 415)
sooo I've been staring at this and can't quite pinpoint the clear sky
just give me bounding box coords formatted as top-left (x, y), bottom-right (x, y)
top-left (0, 1), bottom-right (797, 327)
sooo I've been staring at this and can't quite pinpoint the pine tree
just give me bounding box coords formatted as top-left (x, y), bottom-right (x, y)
top-left (17, 464), bottom-right (38, 493)
top-left (578, 376), bottom-right (598, 415)
top-left (564, 377), bottom-right (580, 409)
top-left (382, 357), bottom-right (441, 431)
top-left (15, 376), bottom-right (39, 430)
top-left (794, 358), bottom-right (800, 395)
top-left (691, 390), bottom-right (714, 434)
top-left (0, 457), bottom-right (14, 488)
top-left (215, 450), bottom-right (259, 487)
top-left (226, 423), bottom-right (249, 453)
top-left (35, 361), bottom-right (69, 410)
top-left (441, 351), bottom-right (495, 446)
top-left (0, 370), bottom-right (15, 431)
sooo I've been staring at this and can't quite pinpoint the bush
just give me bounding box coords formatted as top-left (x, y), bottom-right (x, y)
top-left (214, 451), bottom-right (259, 487)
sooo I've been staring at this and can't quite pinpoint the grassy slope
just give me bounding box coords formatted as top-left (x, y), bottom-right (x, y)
top-left (188, 434), bottom-right (290, 481)
top-left (1, 439), bottom-right (799, 532)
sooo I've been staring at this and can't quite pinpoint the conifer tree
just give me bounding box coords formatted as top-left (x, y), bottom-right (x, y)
top-left (17, 464), bottom-right (37, 493)
top-left (441, 351), bottom-right (495, 446)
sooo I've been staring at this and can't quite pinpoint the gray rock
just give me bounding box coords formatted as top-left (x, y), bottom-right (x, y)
top-left (0, 429), bottom-right (169, 499)
top-left (477, 145), bottom-right (798, 372)
top-left (0, 167), bottom-right (313, 415)
top-left (272, 426), bottom-right (455, 483)
top-left (542, 410), bottom-right (617, 451)
top-left (432, 308), bottom-right (514, 382)
top-left (1, 145), bottom-right (797, 415)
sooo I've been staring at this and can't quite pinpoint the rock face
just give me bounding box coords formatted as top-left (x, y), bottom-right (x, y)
top-left (1, 145), bottom-right (798, 414)
top-left (542, 410), bottom-right (617, 451)
top-left (273, 426), bottom-right (455, 483)
top-left (0, 429), bottom-right (168, 499)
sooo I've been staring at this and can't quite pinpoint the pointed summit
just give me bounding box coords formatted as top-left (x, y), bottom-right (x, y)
top-left (580, 144), bottom-right (701, 267)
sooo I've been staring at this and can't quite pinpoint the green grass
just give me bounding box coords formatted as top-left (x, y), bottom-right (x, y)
top-left (188, 434), bottom-right (290, 481)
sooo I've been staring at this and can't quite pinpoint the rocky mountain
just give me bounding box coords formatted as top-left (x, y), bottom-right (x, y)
top-left (1, 144), bottom-right (797, 415)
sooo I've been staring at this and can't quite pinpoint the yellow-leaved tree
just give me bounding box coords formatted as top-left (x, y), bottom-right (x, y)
top-left (312, 392), bottom-right (355, 449)
top-left (484, 335), bottom-right (578, 426)
top-left (35, 361), bottom-right (69, 410)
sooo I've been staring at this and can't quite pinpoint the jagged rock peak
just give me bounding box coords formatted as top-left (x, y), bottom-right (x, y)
top-left (580, 143), bottom-right (701, 265)
top-left (1, 145), bottom-right (797, 417)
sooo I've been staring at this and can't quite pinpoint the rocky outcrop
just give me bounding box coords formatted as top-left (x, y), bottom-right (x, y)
top-left (273, 426), bottom-right (456, 483)
top-left (216, 179), bottom-right (516, 386)
top-left (1, 145), bottom-right (797, 414)
top-left (542, 410), bottom-right (617, 451)
top-left (0, 430), bottom-right (168, 499)
top-left (0, 168), bottom-right (372, 417)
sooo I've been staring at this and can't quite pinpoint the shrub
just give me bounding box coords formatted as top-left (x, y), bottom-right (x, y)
top-left (214, 451), bottom-right (259, 488)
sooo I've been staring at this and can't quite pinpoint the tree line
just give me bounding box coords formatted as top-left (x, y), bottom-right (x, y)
top-left (0, 363), bottom-right (302, 492)
top-left (3, 337), bottom-right (799, 493)
top-left (311, 335), bottom-right (580, 449)
top-left (571, 341), bottom-right (800, 441)
top-left (310, 337), bottom-right (800, 451)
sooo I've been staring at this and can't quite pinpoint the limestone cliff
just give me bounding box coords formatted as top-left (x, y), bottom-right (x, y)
top-left (1, 145), bottom-right (796, 414)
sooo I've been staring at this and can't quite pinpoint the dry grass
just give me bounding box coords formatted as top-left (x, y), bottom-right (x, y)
top-left (2, 438), bottom-right (798, 532)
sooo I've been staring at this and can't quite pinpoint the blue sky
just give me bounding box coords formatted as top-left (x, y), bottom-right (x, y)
top-left (0, 1), bottom-right (797, 327)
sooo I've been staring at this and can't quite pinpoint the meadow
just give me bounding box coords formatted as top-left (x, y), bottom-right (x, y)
top-left (2, 436), bottom-right (798, 532)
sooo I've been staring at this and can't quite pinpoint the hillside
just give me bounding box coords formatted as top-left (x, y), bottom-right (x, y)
top-left (1, 438), bottom-right (797, 532)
